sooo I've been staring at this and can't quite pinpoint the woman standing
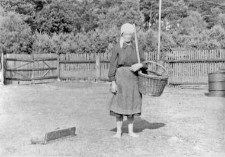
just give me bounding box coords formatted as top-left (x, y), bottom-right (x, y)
top-left (108, 23), bottom-right (147, 138)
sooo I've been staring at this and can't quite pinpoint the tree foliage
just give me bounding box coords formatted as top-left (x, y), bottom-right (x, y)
top-left (0, 0), bottom-right (225, 54)
top-left (0, 11), bottom-right (33, 54)
top-left (97, 0), bottom-right (144, 29)
top-left (33, 0), bottom-right (80, 34)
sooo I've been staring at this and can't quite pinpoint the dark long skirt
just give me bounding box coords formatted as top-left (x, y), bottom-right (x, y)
top-left (108, 66), bottom-right (142, 118)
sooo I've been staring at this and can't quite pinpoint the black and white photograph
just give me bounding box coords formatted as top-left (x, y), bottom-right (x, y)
top-left (0, 0), bottom-right (225, 156)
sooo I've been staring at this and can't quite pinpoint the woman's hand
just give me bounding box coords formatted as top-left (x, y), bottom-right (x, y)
top-left (130, 63), bottom-right (143, 72)
top-left (110, 81), bottom-right (117, 93)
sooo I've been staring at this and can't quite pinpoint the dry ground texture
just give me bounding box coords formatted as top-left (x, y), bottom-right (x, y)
top-left (0, 81), bottom-right (225, 157)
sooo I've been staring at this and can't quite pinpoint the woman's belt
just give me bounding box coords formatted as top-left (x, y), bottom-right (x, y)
top-left (117, 64), bottom-right (131, 68)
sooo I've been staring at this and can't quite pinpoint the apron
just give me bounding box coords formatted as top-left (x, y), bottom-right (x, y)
top-left (108, 66), bottom-right (142, 117)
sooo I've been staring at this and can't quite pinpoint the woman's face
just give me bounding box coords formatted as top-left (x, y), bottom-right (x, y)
top-left (122, 32), bottom-right (134, 42)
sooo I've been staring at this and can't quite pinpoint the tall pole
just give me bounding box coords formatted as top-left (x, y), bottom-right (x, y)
top-left (157, 0), bottom-right (162, 61)
top-left (1, 52), bottom-right (4, 85)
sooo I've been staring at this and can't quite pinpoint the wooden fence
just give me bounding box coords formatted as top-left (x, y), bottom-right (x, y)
top-left (1, 53), bottom-right (58, 84)
top-left (1, 49), bottom-right (225, 85)
top-left (165, 49), bottom-right (225, 84)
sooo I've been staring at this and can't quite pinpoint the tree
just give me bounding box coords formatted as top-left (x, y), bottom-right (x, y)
top-left (140, 0), bottom-right (188, 30)
top-left (97, 0), bottom-right (144, 29)
top-left (0, 0), bottom-right (52, 16)
top-left (0, 11), bottom-right (33, 54)
top-left (77, 0), bottom-right (102, 32)
top-left (184, 0), bottom-right (225, 28)
top-left (33, 0), bottom-right (81, 34)
top-left (0, 0), bottom-right (52, 33)
top-left (217, 13), bottom-right (225, 29)
top-left (180, 11), bottom-right (207, 34)
top-left (208, 25), bottom-right (225, 49)
top-left (1, 0), bottom-right (36, 15)
top-left (204, 7), bottom-right (222, 29)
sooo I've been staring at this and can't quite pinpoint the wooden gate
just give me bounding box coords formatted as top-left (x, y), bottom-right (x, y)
top-left (5, 54), bottom-right (58, 84)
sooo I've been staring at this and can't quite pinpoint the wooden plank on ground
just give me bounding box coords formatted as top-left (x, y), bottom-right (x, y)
top-left (31, 126), bottom-right (76, 145)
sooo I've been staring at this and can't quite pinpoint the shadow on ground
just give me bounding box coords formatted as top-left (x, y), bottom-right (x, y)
top-left (110, 117), bottom-right (165, 133)
top-left (205, 93), bottom-right (210, 96)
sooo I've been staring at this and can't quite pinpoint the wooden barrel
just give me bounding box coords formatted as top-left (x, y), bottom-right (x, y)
top-left (208, 71), bottom-right (225, 97)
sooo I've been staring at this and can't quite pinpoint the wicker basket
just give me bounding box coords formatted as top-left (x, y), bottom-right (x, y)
top-left (138, 61), bottom-right (169, 96)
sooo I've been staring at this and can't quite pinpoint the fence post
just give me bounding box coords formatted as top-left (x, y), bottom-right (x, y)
top-left (95, 53), bottom-right (101, 81)
top-left (57, 53), bottom-right (60, 81)
top-left (1, 53), bottom-right (4, 85)
top-left (31, 53), bottom-right (34, 84)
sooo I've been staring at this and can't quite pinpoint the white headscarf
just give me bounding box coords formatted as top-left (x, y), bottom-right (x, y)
top-left (120, 23), bottom-right (135, 48)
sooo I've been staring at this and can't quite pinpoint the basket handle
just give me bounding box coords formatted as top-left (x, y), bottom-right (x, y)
top-left (142, 60), bottom-right (168, 76)
top-left (133, 24), bottom-right (141, 63)
top-left (133, 24), bottom-right (168, 77)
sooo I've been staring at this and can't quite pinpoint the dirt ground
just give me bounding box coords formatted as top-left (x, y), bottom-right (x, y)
top-left (0, 81), bottom-right (225, 157)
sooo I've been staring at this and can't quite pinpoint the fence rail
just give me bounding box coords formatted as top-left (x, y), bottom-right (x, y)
top-left (1, 49), bottom-right (225, 85)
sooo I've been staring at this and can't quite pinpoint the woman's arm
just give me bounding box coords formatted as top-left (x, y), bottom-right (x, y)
top-left (130, 45), bottom-right (147, 72)
top-left (108, 44), bottom-right (118, 82)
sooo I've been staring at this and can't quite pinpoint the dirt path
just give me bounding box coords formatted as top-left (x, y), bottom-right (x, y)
top-left (0, 82), bottom-right (224, 157)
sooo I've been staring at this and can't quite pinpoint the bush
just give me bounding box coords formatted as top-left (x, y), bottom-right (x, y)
top-left (180, 11), bottom-right (207, 34)
top-left (0, 11), bottom-right (33, 54)
top-left (169, 11), bottom-right (225, 50)
top-left (208, 25), bottom-right (225, 49)
top-left (172, 25), bottom-right (225, 50)
top-left (218, 14), bottom-right (225, 30)
top-left (32, 26), bottom-right (120, 54)
top-left (32, 26), bottom-right (180, 55)
top-left (34, 0), bottom-right (79, 34)
top-left (97, 0), bottom-right (144, 30)
top-left (32, 32), bottom-right (55, 54)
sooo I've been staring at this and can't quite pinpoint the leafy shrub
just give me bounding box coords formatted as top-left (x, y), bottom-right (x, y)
top-left (0, 11), bottom-right (33, 54)
top-left (218, 14), bottom-right (225, 30)
top-left (32, 26), bottom-right (120, 54)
